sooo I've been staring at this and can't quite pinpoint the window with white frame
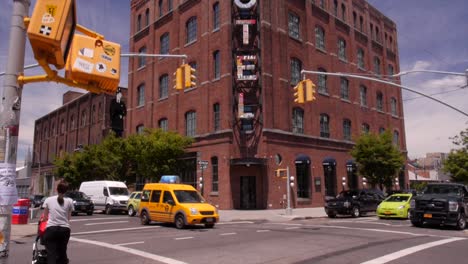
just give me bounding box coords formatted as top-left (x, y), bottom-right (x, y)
top-left (292, 108), bottom-right (304, 134)
top-left (137, 84), bottom-right (145, 107)
top-left (343, 119), bottom-right (351, 140)
top-left (186, 17), bottom-right (197, 44)
top-left (357, 48), bottom-right (364, 69)
top-left (137, 14), bottom-right (142, 31)
top-left (145, 8), bottom-right (149, 26)
top-left (393, 130), bottom-right (400, 147)
top-left (138, 46), bottom-right (146, 68)
top-left (391, 97), bottom-right (397, 116)
top-left (340, 77), bottom-right (349, 100)
top-left (211, 156), bottom-right (219, 192)
top-left (320, 114), bottom-right (330, 138)
top-left (360, 85), bottom-right (367, 106)
top-left (185, 111), bottom-right (196, 137)
top-left (376, 92), bottom-right (383, 111)
top-left (158, 118), bottom-right (168, 131)
top-left (159, 74), bottom-right (168, 99)
top-left (160, 33), bottom-right (169, 54)
top-left (213, 50), bottom-right (220, 79)
top-left (315, 26), bottom-right (325, 50)
top-left (338, 38), bottom-right (346, 60)
top-left (213, 2), bottom-right (220, 30)
top-left (290, 58), bottom-right (302, 86)
top-left (288, 12), bottom-right (300, 39)
top-left (213, 103), bottom-right (220, 131)
top-left (374, 57), bottom-right (381, 75)
top-left (318, 68), bottom-right (328, 94)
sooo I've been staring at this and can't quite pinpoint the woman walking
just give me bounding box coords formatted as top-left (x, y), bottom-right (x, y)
top-left (42, 180), bottom-right (74, 264)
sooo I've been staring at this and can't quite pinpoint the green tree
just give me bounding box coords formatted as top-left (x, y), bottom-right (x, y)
top-left (53, 129), bottom-right (193, 188)
top-left (350, 130), bottom-right (405, 190)
top-left (443, 127), bottom-right (468, 183)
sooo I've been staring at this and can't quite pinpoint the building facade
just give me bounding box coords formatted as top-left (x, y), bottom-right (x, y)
top-left (128, 0), bottom-right (407, 209)
top-left (30, 89), bottom-right (127, 196)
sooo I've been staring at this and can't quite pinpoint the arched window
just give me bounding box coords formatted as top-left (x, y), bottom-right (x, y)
top-left (138, 46), bottom-right (146, 68)
top-left (341, 4), bottom-right (346, 21)
top-left (391, 97), bottom-right (398, 116)
top-left (159, 74), bottom-right (169, 99)
top-left (290, 57), bottom-right (302, 85)
top-left (288, 12), bottom-right (300, 39)
top-left (159, 0), bottom-right (163, 17)
top-left (376, 92), bottom-right (383, 111)
top-left (213, 103), bottom-right (220, 131)
top-left (213, 2), bottom-right (220, 30)
top-left (360, 85), bottom-right (367, 106)
top-left (137, 84), bottom-right (145, 107)
top-left (158, 118), bottom-right (168, 131)
top-left (374, 57), bottom-right (381, 75)
top-left (211, 157), bottom-right (219, 192)
top-left (338, 38), bottom-right (346, 60)
top-left (137, 14), bottom-right (142, 31)
top-left (160, 33), bottom-right (169, 54)
top-left (361, 123), bottom-right (370, 134)
top-left (185, 111), bottom-right (197, 137)
top-left (213, 50), bottom-right (220, 79)
top-left (315, 26), bottom-right (325, 50)
top-left (357, 48), bottom-right (364, 69)
top-left (393, 130), bottom-right (400, 147)
top-left (145, 8), bottom-right (150, 26)
top-left (318, 68), bottom-right (328, 94)
top-left (340, 77), bottom-right (349, 100)
top-left (343, 119), bottom-right (351, 140)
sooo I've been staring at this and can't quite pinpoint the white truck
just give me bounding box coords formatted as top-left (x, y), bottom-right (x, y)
top-left (79, 181), bottom-right (129, 214)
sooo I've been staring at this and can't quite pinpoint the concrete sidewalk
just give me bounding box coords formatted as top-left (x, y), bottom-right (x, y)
top-left (11, 207), bottom-right (326, 240)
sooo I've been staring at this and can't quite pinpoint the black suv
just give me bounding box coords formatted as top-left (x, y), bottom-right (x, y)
top-left (410, 183), bottom-right (468, 230)
top-left (325, 189), bottom-right (384, 218)
top-left (65, 191), bottom-right (94, 216)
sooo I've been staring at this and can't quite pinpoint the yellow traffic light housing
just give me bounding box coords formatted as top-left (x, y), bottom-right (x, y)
top-left (173, 66), bottom-right (183, 90)
top-left (305, 79), bottom-right (316, 102)
top-left (27, 0), bottom-right (77, 69)
top-left (65, 34), bottom-right (121, 94)
top-left (184, 64), bottom-right (197, 88)
top-left (293, 81), bottom-right (305, 104)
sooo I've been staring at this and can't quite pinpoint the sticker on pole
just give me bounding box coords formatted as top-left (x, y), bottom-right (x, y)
top-left (0, 163), bottom-right (18, 205)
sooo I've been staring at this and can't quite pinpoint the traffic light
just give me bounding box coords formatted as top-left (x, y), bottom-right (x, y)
top-left (65, 34), bottom-right (121, 94)
top-left (27, 0), bottom-right (77, 69)
top-left (293, 81), bottom-right (305, 104)
top-left (275, 169), bottom-right (287, 177)
top-left (173, 66), bottom-right (183, 90)
top-left (305, 79), bottom-right (316, 102)
top-left (184, 64), bottom-right (197, 88)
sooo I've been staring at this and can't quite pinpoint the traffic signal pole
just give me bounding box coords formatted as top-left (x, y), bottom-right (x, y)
top-left (0, 0), bottom-right (30, 262)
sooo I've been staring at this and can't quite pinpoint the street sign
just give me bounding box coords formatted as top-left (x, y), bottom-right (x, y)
top-left (198, 160), bottom-right (208, 170)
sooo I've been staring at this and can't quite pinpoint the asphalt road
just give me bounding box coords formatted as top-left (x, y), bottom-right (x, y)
top-left (10, 213), bottom-right (468, 264)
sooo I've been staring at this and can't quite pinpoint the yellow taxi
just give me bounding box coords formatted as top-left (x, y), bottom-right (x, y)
top-left (138, 181), bottom-right (219, 229)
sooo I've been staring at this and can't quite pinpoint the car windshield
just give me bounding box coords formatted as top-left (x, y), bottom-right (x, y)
top-left (109, 187), bottom-right (129, 196)
top-left (66, 192), bottom-right (89, 199)
top-left (423, 185), bottom-right (463, 196)
top-left (337, 190), bottom-right (359, 198)
top-left (385, 195), bottom-right (410, 202)
top-left (174, 190), bottom-right (204, 203)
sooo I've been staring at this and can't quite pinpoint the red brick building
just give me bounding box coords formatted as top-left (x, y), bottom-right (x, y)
top-left (30, 89), bottom-right (127, 195)
top-left (128, 0), bottom-right (407, 209)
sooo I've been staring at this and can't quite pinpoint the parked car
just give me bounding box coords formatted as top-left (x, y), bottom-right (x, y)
top-left (324, 189), bottom-right (384, 218)
top-left (64, 191), bottom-right (94, 216)
top-left (29, 195), bottom-right (45, 208)
top-left (127, 191), bottom-right (142, 216)
top-left (410, 183), bottom-right (468, 230)
top-left (377, 193), bottom-right (413, 219)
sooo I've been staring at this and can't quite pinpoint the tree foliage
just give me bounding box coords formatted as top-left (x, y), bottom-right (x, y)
top-left (443, 127), bottom-right (468, 183)
top-left (350, 130), bottom-right (404, 190)
top-left (53, 129), bottom-right (193, 189)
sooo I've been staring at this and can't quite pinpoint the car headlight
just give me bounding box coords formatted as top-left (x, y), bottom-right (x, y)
top-left (449, 201), bottom-right (459, 212)
top-left (343, 201), bottom-right (350, 208)
top-left (113, 200), bottom-right (120, 205)
top-left (397, 205), bottom-right (405, 210)
top-left (190, 208), bottom-right (198, 215)
top-left (377, 204), bottom-right (381, 209)
top-left (410, 199), bottom-right (415, 209)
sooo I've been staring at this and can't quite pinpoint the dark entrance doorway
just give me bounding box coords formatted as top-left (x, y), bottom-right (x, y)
top-left (346, 160), bottom-right (358, 190)
top-left (240, 176), bottom-right (256, 209)
top-left (323, 157), bottom-right (337, 197)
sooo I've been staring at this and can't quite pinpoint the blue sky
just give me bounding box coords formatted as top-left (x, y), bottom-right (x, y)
top-left (1, 0), bottom-right (467, 165)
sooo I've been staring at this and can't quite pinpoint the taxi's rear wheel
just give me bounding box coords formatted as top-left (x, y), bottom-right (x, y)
top-left (175, 214), bottom-right (186, 229)
top-left (140, 211), bottom-right (150, 225)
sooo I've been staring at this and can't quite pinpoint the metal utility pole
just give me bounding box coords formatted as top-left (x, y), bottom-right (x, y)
top-left (0, 0), bottom-right (30, 262)
top-left (285, 166), bottom-right (292, 215)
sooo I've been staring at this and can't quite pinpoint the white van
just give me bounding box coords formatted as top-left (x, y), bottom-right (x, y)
top-left (79, 181), bottom-right (129, 214)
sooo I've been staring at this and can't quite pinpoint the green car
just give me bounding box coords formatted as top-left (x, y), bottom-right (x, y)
top-left (377, 193), bottom-right (413, 219)
top-left (127, 191), bottom-right (142, 217)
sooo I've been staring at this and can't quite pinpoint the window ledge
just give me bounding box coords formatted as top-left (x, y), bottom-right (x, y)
top-left (209, 192), bottom-right (219, 197)
top-left (318, 91), bottom-right (329, 96)
top-left (338, 57), bottom-right (348, 63)
top-left (137, 65), bottom-right (147, 71)
top-left (316, 47), bottom-right (327, 54)
top-left (341, 98), bottom-right (351, 103)
top-left (212, 28), bottom-right (220, 33)
top-left (289, 35), bottom-right (303, 44)
top-left (184, 87), bottom-right (197, 93)
top-left (157, 96), bottom-right (168, 102)
top-left (184, 39), bottom-right (197, 47)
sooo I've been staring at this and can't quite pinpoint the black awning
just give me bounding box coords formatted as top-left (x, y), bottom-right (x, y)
top-left (230, 158), bottom-right (267, 166)
top-left (295, 154), bottom-right (311, 164)
top-left (346, 159), bottom-right (356, 166)
top-left (322, 157), bottom-right (336, 166)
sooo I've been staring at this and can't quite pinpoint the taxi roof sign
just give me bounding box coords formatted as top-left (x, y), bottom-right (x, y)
top-left (159, 175), bottom-right (181, 184)
top-left (27, 0), bottom-right (77, 69)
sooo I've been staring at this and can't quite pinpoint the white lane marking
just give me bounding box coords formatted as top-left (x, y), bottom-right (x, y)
top-left (256, 230), bottom-right (270, 233)
top-left (360, 237), bottom-right (466, 264)
top-left (71, 217), bottom-right (129, 222)
top-left (71, 237), bottom-right (187, 264)
top-left (220, 232), bottom-right (237, 236)
top-left (72, 226), bottom-right (161, 236)
top-left (85, 221), bottom-right (128, 226)
top-left (116, 241), bottom-right (145, 246)
top-left (285, 227), bottom-right (301, 230)
top-left (175, 237), bottom-right (194, 240)
top-left (217, 221), bottom-right (254, 225)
